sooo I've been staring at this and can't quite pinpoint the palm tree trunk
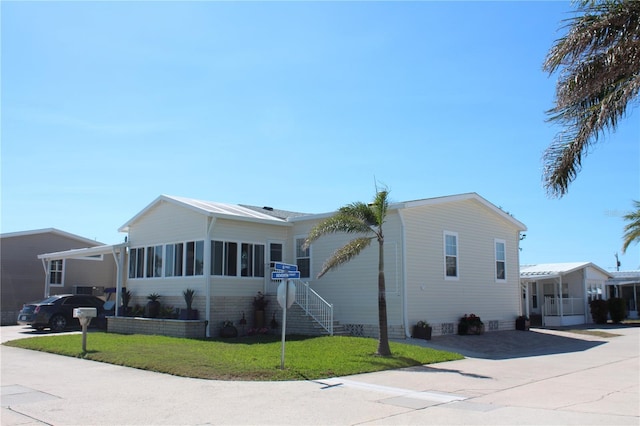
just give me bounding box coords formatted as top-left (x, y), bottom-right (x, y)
top-left (376, 237), bottom-right (392, 356)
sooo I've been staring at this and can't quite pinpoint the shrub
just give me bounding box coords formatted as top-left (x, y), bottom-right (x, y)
top-left (607, 297), bottom-right (627, 323)
top-left (589, 299), bottom-right (608, 324)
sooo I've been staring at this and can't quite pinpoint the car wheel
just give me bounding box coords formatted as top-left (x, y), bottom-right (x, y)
top-left (49, 314), bottom-right (67, 332)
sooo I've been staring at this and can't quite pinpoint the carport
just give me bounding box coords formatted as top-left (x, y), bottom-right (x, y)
top-left (37, 243), bottom-right (128, 315)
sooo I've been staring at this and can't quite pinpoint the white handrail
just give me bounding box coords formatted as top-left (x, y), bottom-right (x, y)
top-left (294, 281), bottom-right (333, 335)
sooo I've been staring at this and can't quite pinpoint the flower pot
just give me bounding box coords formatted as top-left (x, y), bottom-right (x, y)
top-left (254, 310), bottom-right (265, 328)
top-left (145, 301), bottom-right (161, 318)
top-left (179, 309), bottom-right (199, 320)
top-left (220, 325), bottom-right (238, 338)
top-left (515, 317), bottom-right (530, 331)
top-left (412, 325), bottom-right (432, 340)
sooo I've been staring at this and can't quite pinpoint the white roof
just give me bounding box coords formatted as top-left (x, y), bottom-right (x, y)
top-left (520, 262), bottom-right (612, 280)
top-left (289, 192), bottom-right (527, 231)
top-left (38, 243), bottom-right (128, 261)
top-left (119, 195), bottom-right (291, 232)
top-left (608, 270), bottom-right (640, 285)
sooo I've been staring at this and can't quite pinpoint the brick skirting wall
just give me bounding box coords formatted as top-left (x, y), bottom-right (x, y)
top-left (106, 316), bottom-right (208, 339)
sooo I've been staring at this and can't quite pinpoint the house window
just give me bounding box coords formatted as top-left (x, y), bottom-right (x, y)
top-left (146, 245), bottom-right (163, 278)
top-left (241, 243), bottom-right (265, 277)
top-left (270, 242), bottom-right (283, 263)
top-left (49, 260), bottom-right (63, 285)
top-left (495, 239), bottom-right (506, 281)
top-left (296, 237), bottom-right (310, 278)
top-left (211, 241), bottom-right (237, 276)
top-left (444, 232), bottom-right (458, 279)
top-left (212, 240), bottom-right (264, 277)
top-left (128, 247), bottom-right (145, 279)
top-left (165, 243), bottom-right (184, 277)
top-left (186, 240), bottom-right (204, 276)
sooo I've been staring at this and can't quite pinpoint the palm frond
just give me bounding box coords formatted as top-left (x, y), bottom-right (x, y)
top-left (622, 200), bottom-right (640, 253)
top-left (303, 213), bottom-right (372, 249)
top-left (339, 202), bottom-right (377, 226)
top-left (317, 237), bottom-right (374, 278)
top-left (543, 0), bottom-right (640, 197)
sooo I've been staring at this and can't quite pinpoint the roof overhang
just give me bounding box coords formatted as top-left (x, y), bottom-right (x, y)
top-left (38, 243), bottom-right (128, 261)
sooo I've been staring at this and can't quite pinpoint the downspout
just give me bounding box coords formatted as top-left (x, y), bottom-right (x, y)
top-left (517, 230), bottom-right (528, 318)
top-left (398, 210), bottom-right (410, 338)
top-left (205, 216), bottom-right (216, 338)
top-left (41, 258), bottom-right (51, 297)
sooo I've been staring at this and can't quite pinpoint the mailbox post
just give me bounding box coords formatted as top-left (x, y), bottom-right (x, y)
top-left (73, 307), bottom-right (97, 352)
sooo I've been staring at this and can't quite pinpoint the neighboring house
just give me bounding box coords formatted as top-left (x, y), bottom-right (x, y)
top-left (607, 271), bottom-right (640, 319)
top-left (0, 228), bottom-right (116, 325)
top-left (520, 262), bottom-right (613, 327)
top-left (35, 193), bottom-right (527, 338)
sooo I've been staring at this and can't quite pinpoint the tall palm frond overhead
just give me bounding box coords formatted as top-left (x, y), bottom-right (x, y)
top-left (304, 188), bottom-right (392, 356)
top-left (622, 200), bottom-right (640, 253)
top-left (543, 0), bottom-right (640, 197)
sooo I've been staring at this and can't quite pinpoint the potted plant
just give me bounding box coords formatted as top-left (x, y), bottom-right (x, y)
top-left (220, 320), bottom-right (238, 338)
top-left (515, 315), bottom-right (530, 331)
top-left (458, 313), bottom-right (484, 335)
top-left (145, 293), bottom-right (161, 318)
top-left (180, 288), bottom-right (198, 320)
top-left (412, 320), bottom-right (432, 340)
top-left (253, 291), bottom-right (269, 328)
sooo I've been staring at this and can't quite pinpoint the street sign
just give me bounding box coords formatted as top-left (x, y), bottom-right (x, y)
top-left (271, 271), bottom-right (301, 280)
top-left (272, 262), bottom-right (298, 272)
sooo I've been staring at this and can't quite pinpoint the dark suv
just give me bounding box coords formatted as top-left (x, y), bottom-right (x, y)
top-left (17, 294), bottom-right (108, 332)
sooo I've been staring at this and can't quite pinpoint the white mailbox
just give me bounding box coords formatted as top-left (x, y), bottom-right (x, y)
top-left (73, 307), bottom-right (97, 352)
top-left (73, 307), bottom-right (97, 327)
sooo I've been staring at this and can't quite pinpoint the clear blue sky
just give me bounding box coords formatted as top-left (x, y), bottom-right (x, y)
top-left (2, 1), bottom-right (638, 271)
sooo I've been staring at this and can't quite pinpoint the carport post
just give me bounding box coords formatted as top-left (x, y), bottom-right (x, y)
top-left (41, 258), bottom-right (51, 298)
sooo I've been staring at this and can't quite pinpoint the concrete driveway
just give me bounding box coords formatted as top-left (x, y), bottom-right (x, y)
top-left (1, 324), bottom-right (638, 425)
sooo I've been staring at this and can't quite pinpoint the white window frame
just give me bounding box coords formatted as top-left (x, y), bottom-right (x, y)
top-left (443, 231), bottom-right (459, 280)
top-left (295, 236), bottom-right (311, 279)
top-left (128, 247), bottom-right (145, 279)
top-left (146, 245), bottom-right (163, 278)
top-left (49, 259), bottom-right (65, 287)
top-left (494, 239), bottom-right (506, 282)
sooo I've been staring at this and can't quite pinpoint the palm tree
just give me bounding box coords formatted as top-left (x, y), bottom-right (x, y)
top-left (622, 200), bottom-right (640, 253)
top-left (543, 0), bottom-right (640, 197)
top-left (304, 188), bottom-right (392, 356)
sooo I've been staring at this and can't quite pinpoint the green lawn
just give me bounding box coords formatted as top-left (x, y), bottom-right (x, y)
top-left (4, 333), bottom-right (463, 381)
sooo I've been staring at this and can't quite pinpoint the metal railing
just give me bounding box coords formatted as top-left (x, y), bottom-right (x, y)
top-left (294, 281), bottom-right (334, 335)
top-left (543, 296), bottom-right (585, 316)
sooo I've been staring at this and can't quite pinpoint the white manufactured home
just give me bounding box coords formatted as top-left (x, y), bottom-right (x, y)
top-left (38, 192), bottom-right (527, 338)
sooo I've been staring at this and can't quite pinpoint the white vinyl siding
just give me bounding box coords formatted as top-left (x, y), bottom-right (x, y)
top-left (401, 198), bottom-right (523, 327)
top-left (293, 212), bottom-right (404, 326)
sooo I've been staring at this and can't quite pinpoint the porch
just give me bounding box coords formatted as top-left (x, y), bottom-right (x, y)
top-left (542, 296), bottom-right (586, 326)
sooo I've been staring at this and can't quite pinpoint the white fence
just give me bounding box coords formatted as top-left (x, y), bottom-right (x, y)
top-left (543, 296), bottom-right (585, 316)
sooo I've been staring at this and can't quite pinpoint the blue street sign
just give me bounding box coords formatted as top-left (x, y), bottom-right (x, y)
top-left (273, 262), bottom-right (298, 272)
top-left (271, 271), bottom-right (301, 280)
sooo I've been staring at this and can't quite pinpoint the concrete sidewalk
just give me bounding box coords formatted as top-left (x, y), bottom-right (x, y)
top-left (1, 325), bottom-right (638, 425)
